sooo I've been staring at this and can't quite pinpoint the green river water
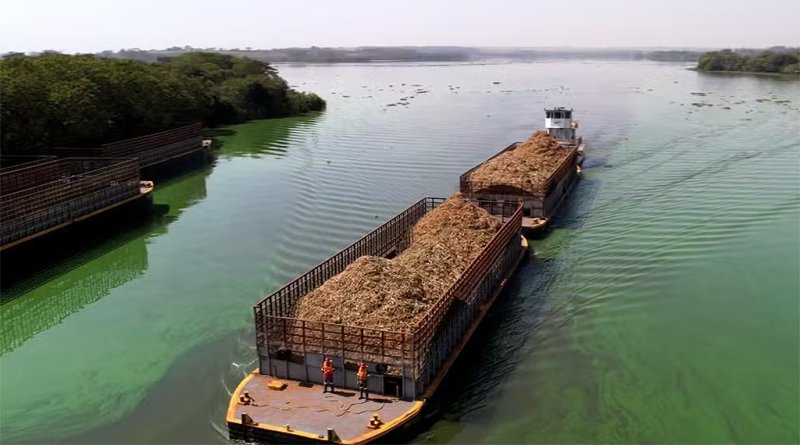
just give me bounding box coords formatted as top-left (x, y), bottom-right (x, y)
top-left (0, 61), bottom-right (798, 444)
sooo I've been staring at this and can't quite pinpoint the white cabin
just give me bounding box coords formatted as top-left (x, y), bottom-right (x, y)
top-left (545, 107), bottom-right (578, 142)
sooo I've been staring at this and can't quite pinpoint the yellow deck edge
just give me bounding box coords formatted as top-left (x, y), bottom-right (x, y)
top-left (226, 368), bottom-right (424, 444)
top-left (345, 400), bottom-right (424, 445)
top-left (225, 369), bottom-right (257, 426)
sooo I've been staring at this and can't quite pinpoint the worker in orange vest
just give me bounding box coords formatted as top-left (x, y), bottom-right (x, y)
top-left (321, 357), bottom-right (335, 393)
top-left (357, 361), bottom-right (369, 400)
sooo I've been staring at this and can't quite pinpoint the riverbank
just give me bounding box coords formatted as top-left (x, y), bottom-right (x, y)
top-left (690, 67), bottom-right (800, 78)
top-left (694, 48), bottom-right (799, 78)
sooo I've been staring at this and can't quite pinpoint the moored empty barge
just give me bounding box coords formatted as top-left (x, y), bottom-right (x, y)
top-left (0, 157), bottom-right (153, 251)
top-left (227, 197), bottom-right (527, 444)
top-left (54, 123), bottom-right (209, 169)
top-left (460, 108), bottom-right (586, 231)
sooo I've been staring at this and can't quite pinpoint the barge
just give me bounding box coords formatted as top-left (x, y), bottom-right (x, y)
top-left (0, 157), bottom-right (154, 251)
top-left (54, 123), bottom-right (210, 170)
top-left (227, 198), bottom-right (527, 444)
top-left (460, 108), bottom-right (586, 231)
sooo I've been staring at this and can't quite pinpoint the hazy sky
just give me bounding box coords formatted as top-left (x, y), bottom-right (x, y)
top-left (1, 0), bottom-right (798, 53)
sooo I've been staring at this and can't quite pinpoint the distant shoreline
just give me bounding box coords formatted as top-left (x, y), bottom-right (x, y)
top-left (693, 49), bottom-right (800, 78)
top-left (70, 47), bottom-right (704, 65)
top-left (689, 67), bottom-right (800, 78)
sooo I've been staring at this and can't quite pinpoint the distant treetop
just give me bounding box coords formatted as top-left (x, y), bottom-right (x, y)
top-left (696, 48), bottom-right (800, 74)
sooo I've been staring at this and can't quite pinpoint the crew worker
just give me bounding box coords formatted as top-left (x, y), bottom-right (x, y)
top-left (321, 357), bottom-right (335, 393)
top-left (357, 361), bottom-right (369, 400)
top-left (239, 391), bottom-right (256, 406)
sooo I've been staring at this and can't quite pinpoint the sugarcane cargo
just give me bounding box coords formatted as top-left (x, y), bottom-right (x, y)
top-left (460, 108), bottom-right (585, 226)
top-left (228, 194), bottom-right (527, 443)
top-left (294, 194), bottom-right (502, 332)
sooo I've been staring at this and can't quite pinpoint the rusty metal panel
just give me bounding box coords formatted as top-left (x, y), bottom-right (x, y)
top-left (0, 156), bottom-right (58, 174)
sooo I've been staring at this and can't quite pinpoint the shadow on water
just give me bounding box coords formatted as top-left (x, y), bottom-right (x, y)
top-left (0, 200), bottom-right (155, 296)
top-left (202, 128), bottom-right (236, 155)
top-left (141, 149), bottom-right (214, 183)
top-left (0, 163), bottom-right (214, 357)
top-left (547, 175), bottom-right (602, 232)
top-left (409, 248), bottom-right (566, 443)
top-left (1, 158), bottom-right (213, 295)
top-left (523, 174), bottom-right (602, 243)
top-left (0, 232), bottom-right (150, 356)
top-left (209, 113), bottom-right (324, 159)
top-left (37, 330), bottom-right (254, 445)
top-left (145, 163), bottom-right (213, 236)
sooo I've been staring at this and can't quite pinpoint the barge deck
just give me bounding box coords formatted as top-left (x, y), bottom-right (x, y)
top-left (228, 371), bottom-right (423, 444)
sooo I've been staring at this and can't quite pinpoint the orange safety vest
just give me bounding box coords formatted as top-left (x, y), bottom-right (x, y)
top-left (357, 365), bottom-right (368, 380)
top-left (322, 362), bottom-right (334, 379)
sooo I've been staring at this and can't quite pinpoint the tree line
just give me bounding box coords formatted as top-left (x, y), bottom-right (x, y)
top-left (0, 52), bottom-right (325, 155)
top-left (697, 49), bottom-right (800, 74)
top-left (91, 46), bottom-right (702, 64)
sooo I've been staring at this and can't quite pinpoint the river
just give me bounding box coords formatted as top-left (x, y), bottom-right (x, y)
top-left (1, 61), bottom-right (798, 444)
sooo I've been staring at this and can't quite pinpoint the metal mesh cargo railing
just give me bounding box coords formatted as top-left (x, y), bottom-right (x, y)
top-left (254, 197), bottom-right (523, 390)
top-left (1, 159), bottom-right (64, 195)
top-left (54, 123), bottom-right (204, 168)
top-left (0, 158), bottom-right (141, 246)
top-left (255, 198), bottom-right (434, 364)
top-left (410, 203), bottom-right (523, 386)
top-left (472, 198), bottom-right (521, 220)
top-left (263, 317), bottom-right (413, 369)
top-left (460, 142), bottom-right (578, 198)
top-left (0, 156), bottom-right (59, 174)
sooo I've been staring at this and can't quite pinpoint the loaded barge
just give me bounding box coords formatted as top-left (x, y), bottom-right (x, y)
top-left (228, 198), bottom-right (527, 444)
top-left (460, 108), bottom-right (586, 231)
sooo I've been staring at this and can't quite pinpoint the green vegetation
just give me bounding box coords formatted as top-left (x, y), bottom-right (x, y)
top-left (0, 52), bottom-right (325, 155)
top-left (697, 49), bottom-right (800, 74)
